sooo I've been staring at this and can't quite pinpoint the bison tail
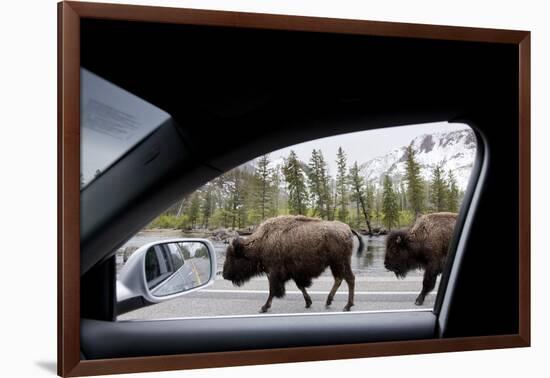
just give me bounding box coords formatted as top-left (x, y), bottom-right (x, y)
top-left (351, 229), bottom-right (364, 254)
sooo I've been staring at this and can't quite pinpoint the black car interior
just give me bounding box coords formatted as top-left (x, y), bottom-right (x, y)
top-left (79, 18), bottom-right (519, 359)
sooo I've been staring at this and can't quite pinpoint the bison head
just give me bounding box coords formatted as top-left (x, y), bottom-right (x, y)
top-left (222, 237), bottom-right (262, 286)
top-left (384, 230), bottom-right (413, 278)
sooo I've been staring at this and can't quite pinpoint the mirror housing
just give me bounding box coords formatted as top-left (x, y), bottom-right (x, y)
top-left (116, 238), bottom-right (217, 315)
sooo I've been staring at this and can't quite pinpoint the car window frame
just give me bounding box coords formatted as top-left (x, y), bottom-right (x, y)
top-left (117, 122), bottom-right (483, 322)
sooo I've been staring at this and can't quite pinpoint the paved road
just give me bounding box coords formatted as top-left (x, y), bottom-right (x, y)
top-left (118, 275), bottom-right (437, 320)
top-left (117, 232), bottom-right (439, 320)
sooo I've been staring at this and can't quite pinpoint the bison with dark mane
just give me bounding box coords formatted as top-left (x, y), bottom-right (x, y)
top-left (384, 212), bottom-right (458, 305)
top-left (222, 215), bottom-right (364, 313)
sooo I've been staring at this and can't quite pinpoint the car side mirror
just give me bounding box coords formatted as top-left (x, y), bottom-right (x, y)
top-left (116, 239), bottom-right (217, 315)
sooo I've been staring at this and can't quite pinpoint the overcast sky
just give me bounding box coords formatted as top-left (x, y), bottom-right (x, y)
top-left (266, 121), bottom-right (470, 173)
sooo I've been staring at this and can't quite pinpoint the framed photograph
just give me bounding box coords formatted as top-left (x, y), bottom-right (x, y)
top-left (58, 1), bottom-right (530, 376)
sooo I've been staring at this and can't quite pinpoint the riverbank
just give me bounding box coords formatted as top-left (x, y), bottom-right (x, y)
top-left (145, 227), bottom-right (249, 241)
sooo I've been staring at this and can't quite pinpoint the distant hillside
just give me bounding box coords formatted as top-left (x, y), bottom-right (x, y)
top-left (247, 128), bottom-right (476, 191)
top-left (361, 128), bottom-right (476, 190)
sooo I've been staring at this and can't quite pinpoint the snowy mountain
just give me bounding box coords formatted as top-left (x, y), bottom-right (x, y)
top-left (244, 128), bottom-right (476, 191)
top-left (361, 128), bottom-right (477, 191)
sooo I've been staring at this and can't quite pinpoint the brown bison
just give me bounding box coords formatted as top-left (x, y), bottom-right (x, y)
top-left (384, 212), bottom-right (458, 305)
top-left (222, 215), bottom-right (364, 313)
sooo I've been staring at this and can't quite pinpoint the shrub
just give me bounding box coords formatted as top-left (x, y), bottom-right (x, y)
top-left (398, 210), bottom-right (415, 228)
top-left (148, 214), bottom-right (189, 229)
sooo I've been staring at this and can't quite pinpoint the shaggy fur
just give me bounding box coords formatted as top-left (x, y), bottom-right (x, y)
top-left (384, 212), bottom-right (458, 305)
top-left (222, 215), bottom-right (362, 313)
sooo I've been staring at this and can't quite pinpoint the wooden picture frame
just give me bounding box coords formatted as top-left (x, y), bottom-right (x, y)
top-left (58, 1), bottom-right (530, 376)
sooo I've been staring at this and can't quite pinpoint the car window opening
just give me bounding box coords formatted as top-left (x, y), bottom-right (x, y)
top-left (112, 122), bottom-right (478, 321)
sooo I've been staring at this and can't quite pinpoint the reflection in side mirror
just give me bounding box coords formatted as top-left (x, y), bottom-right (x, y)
top-left (145, 242), bottom-right (211, 297)
top-left (117, 239), bottom-right (216, 315)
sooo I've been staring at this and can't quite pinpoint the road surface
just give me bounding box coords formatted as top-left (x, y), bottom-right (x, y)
top-left (117, 233), bottom-right (439, 320)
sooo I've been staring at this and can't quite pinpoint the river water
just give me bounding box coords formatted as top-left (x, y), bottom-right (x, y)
top-left (115, 230), bottom-right (425, 280)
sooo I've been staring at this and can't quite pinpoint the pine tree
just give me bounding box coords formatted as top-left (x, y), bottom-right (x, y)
top-left (352, 186), bottom-right (361, 229)
top-left (335, 147), bottom-right (349, 222)
top-left (365, 183), bottom-right (375, 217)
top-left (382, 175), bottom-right (399, 230)
top-left (270, 165), bottom-right (282, 217)
top-left (374, 188), bottom-right (382, 227)
top-left (160, 197), bottom-right (188, 218)
top-left (430, 163), bottom-right (447, 211)
top-left (201, 183), bottom-right (215, 229)
top-left (188, 192), bottom-right (201, 228)
top-left (307, 149), bottom-right (331, 219)
top-left (225, 168), bottom-right (246, 229)
top-left (447, 170), bottom-right (460, 212)
top-left (307, 149), bottom-right (322, 217)
top-left (399, 181), bottom-right (407, 211)
top-left (349, 162), bottom-right (373, 233)
top-left (282, 150), bottom-right (308, 215)
top-left (253, 155), bottom-right (273, 221)
top-left (212, 175), bottom-right (231, 228)
top-left (330, 180), bottom-right (337, 220)
top-left (319, 151), bottom-right (332, 220)
top-left (405, 144), bottom-right (425, 217)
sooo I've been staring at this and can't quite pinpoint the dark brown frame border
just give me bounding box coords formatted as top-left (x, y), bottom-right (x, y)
top-left (58, 1), bottom-right (530, 376)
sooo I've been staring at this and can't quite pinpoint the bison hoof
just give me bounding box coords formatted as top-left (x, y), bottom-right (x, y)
top-left (259, 306), bottom-right (270, 313)
top-left (305, 302), bottom-right (312, 309)
top-left (415, 297), bottom-right (425, 306)
top-left (343, 304), bottom-right (353, 312)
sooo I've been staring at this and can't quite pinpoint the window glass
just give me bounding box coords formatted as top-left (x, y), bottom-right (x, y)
top-left (80, 69), bottom-right (170, 188)
top-left (145, 245), bottom-right (176, 289)
top-left (117, 122), bottom-right (477, 320)
top-left (144, 246), bottom-right (161, 284)
top-left (169, 244), bottom-right (185, 271)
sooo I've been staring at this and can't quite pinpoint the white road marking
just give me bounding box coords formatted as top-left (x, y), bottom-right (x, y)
top-left (120, 308), bottom-right (433, 322)
top-left (200, 289), bottom-right (436, 295)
